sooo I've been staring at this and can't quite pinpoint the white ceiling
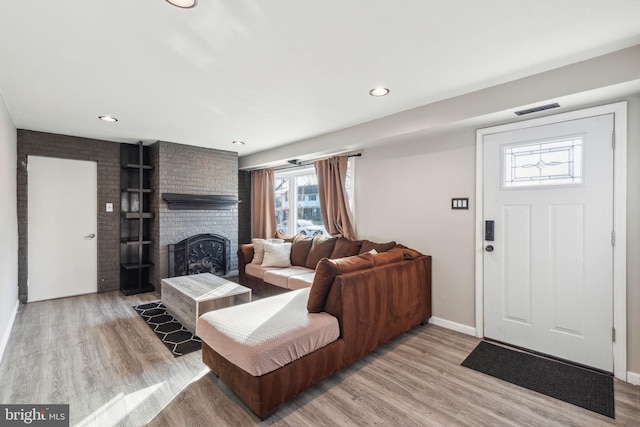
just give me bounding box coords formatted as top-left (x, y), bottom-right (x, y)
top-left (0, 0), bottom-right (639, 157)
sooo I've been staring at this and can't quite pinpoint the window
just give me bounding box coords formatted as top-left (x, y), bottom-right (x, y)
top-left (274, 167), bottom-right (324, 236)
top-left (274, 159), bottom-right (354, 236)
top-left (274, 175), bottom-right (290, 227)
top-left (503, 137), bottom-right (583, 188)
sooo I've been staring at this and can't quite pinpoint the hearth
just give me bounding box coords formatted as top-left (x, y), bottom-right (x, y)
top-left (168, 233), bottom-right (230, 277)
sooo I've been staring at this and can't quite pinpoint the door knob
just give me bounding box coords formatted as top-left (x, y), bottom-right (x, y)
top-left (85, 233), bottom-right (96, 239)
top-left (485, 245), bottom-right (494, 252)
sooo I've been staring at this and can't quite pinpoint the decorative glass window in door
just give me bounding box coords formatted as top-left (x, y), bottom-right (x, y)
top-left (503, 137), bottom-right (583, 188)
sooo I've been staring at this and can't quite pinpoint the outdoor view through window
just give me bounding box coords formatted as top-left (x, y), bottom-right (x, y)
top-left (274, 161), bottom-right (353, 236)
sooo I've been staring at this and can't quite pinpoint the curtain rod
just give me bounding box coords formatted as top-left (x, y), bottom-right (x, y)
top-left (267, 152), bottom-right (362, 172)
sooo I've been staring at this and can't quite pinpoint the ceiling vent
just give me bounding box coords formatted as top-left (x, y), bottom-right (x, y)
top-left (514, 103), bottom-right (560, 116)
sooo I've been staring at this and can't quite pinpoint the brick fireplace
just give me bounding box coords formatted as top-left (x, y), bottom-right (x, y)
top-left (149, 141), bottom-right (239, 289)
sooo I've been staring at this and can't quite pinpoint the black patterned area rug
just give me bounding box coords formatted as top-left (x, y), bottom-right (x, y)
top-left (133, 301), bottom-right (201, 357)
top-left (461, 341), bottom-right (614, 418)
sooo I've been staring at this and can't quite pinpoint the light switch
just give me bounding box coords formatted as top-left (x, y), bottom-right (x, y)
top-left (106, 203), bottom-right (113, 212)
top-left (452, 198), bottom-right (469, 210)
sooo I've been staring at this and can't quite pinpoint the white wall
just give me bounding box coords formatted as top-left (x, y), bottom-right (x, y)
top-left (625, 94), bottom-right (640, 374)
top-left (354, 128), bottom-right (476, 326)
top-left (0, 91), bottom-right (18, 363)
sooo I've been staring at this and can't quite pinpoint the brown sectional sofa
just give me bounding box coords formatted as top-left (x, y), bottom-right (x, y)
top-left (237, 234), bottom-right (399, 296)
top-left (199, 236), bottom-right (432, 419)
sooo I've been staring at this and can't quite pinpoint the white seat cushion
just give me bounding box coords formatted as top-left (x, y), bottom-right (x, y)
top-left (262, 266), bottom-right (314, 288)
top-left (244, 263), bottom-right (280, 279)
top-left (287, 272), bottom-right (315, 290)
top-left (197, 288), bottom-right (340, 376)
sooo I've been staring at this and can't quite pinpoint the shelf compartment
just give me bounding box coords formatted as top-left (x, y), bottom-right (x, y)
top-left (120, 264), bottom-right (154, 295)
top-left (121, 262), bottom-right (154, 270)
top-left (123, 163), bottom-right (153, 170)
top-left (122, 212), bottom-right (154, 219)
top-left (122, 188), bottom-right (152, 193)
top-left (120, 284), bottom-right (156, 296)
top-left (121, 239), bottom-right (153, 245)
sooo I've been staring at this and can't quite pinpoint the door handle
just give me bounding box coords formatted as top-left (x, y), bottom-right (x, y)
top-left (485, 245), bottom-right (494, 252)
top-left (85, 233), bottom-right (96, 239)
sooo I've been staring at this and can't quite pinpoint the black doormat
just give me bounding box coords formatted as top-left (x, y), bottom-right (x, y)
top-left (461, 341), bottom-right (614, 418)
top-left (133, 301), bottom-right (201, 357)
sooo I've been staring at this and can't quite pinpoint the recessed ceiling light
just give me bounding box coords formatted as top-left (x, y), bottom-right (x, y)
top-left (165, 0), bottom-right (197, 8)
top-left (98, 115), bottom-right (118, 122)
top-left (232, 140), bottom-right (245, 145)
top-left (369, 87), bottom-right (390, 97)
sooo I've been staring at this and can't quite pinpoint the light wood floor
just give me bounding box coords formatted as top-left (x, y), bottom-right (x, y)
top-left (0, 291), bottom-right (638, 426)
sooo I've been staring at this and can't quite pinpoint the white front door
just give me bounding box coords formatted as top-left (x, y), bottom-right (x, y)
top-left (28, 156), bottom-right (98, 302)
top-left (483, 113), bottom-right (614, 372)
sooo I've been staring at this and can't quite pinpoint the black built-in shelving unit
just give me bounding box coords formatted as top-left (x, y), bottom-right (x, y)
top-left (120, 142), bottom-right (155, 295)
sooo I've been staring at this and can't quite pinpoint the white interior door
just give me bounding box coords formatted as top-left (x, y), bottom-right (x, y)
top-left (483, 113), bottom-right (614, 372)
top-left (28, 156), bottom-right (97, 302)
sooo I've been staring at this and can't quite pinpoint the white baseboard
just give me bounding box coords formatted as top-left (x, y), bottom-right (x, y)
top-left (0, 300), bottom-right (19, 365)
top-left (428, 316), bottom-right (476, 336)
top-left (628, 371), bottom-right (640, 386)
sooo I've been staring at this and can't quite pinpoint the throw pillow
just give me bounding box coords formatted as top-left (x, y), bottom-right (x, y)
top-left (291, 234), bottom-right (313, 266)
top-left (359, 239), bottom-right (397, 254)
top-left (251, 238), bottom-right (267, 265)
top-left (401, 247), bottom-right (423, 260)
top-left (307, 253), bottom-right (375, 313)
top-left (372, 247), bottom-right (404, 266)
top-left (330, 237), bottom-right (363, 259)
top-left (394, 243), bottom-right (424, 259)
top-left (261, 242), bottom-right (293, 268)
top-left (305, 235), bottom-right (338, 269)
top-left (274, 231), bottom-right (295, 242)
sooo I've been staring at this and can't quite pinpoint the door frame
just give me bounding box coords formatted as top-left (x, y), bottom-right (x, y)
top-left (475, 101), bottom-right (627, 380)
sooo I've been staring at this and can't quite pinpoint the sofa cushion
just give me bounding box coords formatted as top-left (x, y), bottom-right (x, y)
top-left (305, 235), bottom-right (338, 269)
top-left (288, 272), bottom-right (316, 290)
top-left (307, 253), bottom-right (375, 313)
top-left (197, 288), bottom-right (340, 377)
top-left (274, 231), bottom-right (295, 242)
top-left (359, 240), bottom-right (397, 254)
top-left (251, 238), bottom-right (267, 264)
top-left (245, 263), bottom-right (280, 280)
top-left (261, 242), bottom-right (292, 268)
top-left (372, 247), bottom-right (405, 266)
top-left (251, 238), bottom-right (285, 264)
top-left (401, 247), bottom-right (423, 260)
top-left (263, 266), bottom-right (314, 288)
top-left (291, 234), bottom-right (314, 267)
top-left (330, 238), bottom-right (363, 259)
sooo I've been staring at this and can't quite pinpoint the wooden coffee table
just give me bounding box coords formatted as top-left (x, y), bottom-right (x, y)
top-left (161, 273), bottom-right (251, 332)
